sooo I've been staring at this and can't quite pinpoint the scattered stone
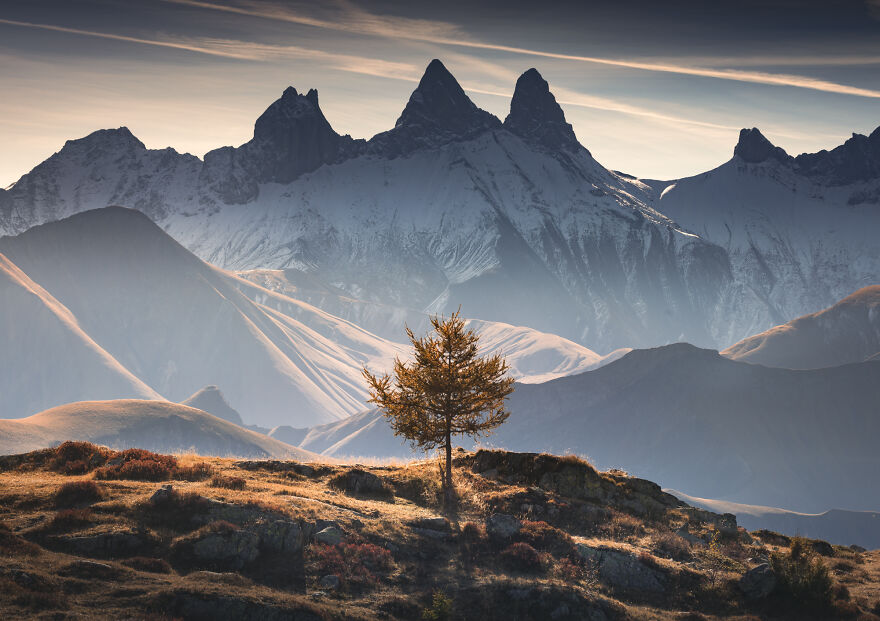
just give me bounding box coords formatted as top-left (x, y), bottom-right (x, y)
top-left (149, 484), bottom-right (175, 504)
top-left (255, 519), bottom-right (306, 554)
top-left (319, 574), bottom-right (340, 590)
top-left (316, 519), bottom-right (340, 532)
top-left (850, 544), bottom-right (867, 553)
top-left (314, 526), bottom-right (343, 546)
top-left (486, 513), bottom-right (521, 540)
top-left (53, 530), bottom-right (154, 557)
top-left (738, 563), bottom-right (776, 600)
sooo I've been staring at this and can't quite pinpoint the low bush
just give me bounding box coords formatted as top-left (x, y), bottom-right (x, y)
top-left (53, 480), bottom-right (105, 507)
top-left (48, 441), bottom-right (112, 475)
top-left (122, 556), bottom-right (173, 574)
top-left (210, 474), bottom-right (246, 490)
top-left (308, 542), bottom-right (394, 589)
top-left (46, 509), bottom-right (92, 531)
top-left (754, 529), bottom-right (791, 547)
top-left (137, 488), bottom-right (210, 530)
top-left (770, 536), bottom-right (833, 612)
top-left (652, 531), bottom-right (692, 561)
top-left (500, 542), bottom-right (543, 572)
top-left (422, 591), bottom-right (453, 621)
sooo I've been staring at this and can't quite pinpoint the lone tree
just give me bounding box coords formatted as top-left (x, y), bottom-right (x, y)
top-left (363, 310), bottom-right (514, 508)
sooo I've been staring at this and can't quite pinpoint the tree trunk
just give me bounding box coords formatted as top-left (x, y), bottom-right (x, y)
top-left (444, 429), bottom-right (454, 510)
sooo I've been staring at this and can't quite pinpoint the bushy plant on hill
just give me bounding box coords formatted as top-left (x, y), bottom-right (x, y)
top-left (770, 536), bottom-right (832, 612)
top-left (53, 480), bottom-right (105, 507)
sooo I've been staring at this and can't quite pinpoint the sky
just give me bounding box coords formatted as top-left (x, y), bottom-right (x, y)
top-left (1, 0), bottom-right (879, 186)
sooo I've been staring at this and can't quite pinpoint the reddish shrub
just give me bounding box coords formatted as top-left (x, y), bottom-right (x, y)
top-left (48, 441), bottom-right (111, 474)
top-left (122, 557), bottom-right (173, 574)
top-left (308, 542), bottom-right (394, 589)
top-left (95, 450), bottom-right (178, 481)
top-left (500, 542), bottom-right (543, 572)
top-left (210, 475), bottom-right (246, 490)
top-left (460, 521), bottom-right (485, 542)
top-left (54, 480), bottom-right (105, 507)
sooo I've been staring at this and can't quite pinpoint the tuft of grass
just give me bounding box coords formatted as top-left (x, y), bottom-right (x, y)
top-left (174, 462), bottom-right (214, 482)
top-left (53, 480), bottom-right (105, 507)
top-left (210, 474), bottom-right (247, 490)
top-left (122, 556), bottom-right (173, 574)
top-left (515, 520), bottom-right (576, 557)
top-left (651, 530), bottom-right (693, 561)
top-left (46, 508), bottom-right (93, 532)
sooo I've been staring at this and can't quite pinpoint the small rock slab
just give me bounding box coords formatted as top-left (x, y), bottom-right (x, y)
top-left (319, 574), bottom-right (340, 590)
top-left (576, 544), bottom-right (664, 592)
top-left (738, 563), bottom-right (776, 600)
top-left (486, 513), bottom-right (521, 540)
top-left (314, 526), bottom-right (343, 546)
top-left (60, 560), bottom-right (119, 580)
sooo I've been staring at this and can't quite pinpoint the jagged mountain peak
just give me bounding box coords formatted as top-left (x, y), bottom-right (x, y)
top-left (504, 68), bottom-right (580, 152)
top-left (371, 59), bottom-right (500, 156)
top-left (733, 128), bottom-right (790, 164)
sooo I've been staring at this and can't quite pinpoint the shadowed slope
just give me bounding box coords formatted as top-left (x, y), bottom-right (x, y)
top-left (0, 253), bottom-right (161, 418)
top-left (722, 286), bottom-right (880, 369)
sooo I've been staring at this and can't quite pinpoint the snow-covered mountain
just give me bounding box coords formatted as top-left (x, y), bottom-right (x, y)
top-left (655, 128), bottom-right (880, 345)
top-left (1, 60), bottom-right (878, 350)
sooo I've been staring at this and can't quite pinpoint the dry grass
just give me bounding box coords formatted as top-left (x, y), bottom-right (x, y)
top-left (0, 447), bottom-right (878, 621)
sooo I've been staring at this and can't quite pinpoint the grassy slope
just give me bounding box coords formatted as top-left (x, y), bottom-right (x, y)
top-left (0, 446), bottom-right (877, 620)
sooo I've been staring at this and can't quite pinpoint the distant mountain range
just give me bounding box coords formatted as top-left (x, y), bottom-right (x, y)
top-left (3, 60), bottom-right (877, 351)
top-left (295, 342), bottom-right (880, 514)
top-left (669, 490), bottom-right (880, 550)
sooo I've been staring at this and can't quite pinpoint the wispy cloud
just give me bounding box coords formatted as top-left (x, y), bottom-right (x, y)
top-left (0, 18), bottom-right (420, 80)
top-left (162, 0), bottom-right (880, 99)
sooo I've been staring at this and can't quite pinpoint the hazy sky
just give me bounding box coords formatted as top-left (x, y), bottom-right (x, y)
top-left (1, 0), bottom-right (879, 186)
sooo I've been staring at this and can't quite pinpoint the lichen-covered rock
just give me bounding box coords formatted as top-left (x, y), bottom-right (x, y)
top-left (576, 544), bottom-right (665, 593)
top-left (738, 563), bottom-right (776, 600)
top-left (254, 519), bottom-right (306, 554)
top-left (486, 514), bottom-right (522, 540)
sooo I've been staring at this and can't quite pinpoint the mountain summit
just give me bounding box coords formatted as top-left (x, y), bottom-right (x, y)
top-left (504, 68), bottom-right (580, 152)
top-left (371, 59), bottom-right (501, 156)
top-left (733, 128), bottom-right (790, 164)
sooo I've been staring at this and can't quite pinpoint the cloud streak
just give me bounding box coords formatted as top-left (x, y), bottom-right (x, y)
top-left (162, 0), bottom-right (880, 99)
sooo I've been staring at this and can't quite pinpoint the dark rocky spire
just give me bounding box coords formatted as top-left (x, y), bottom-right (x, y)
top-left (504, 68), bottom-right (580, 152)
top-left (733, 128), bottom-right (790, 164)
